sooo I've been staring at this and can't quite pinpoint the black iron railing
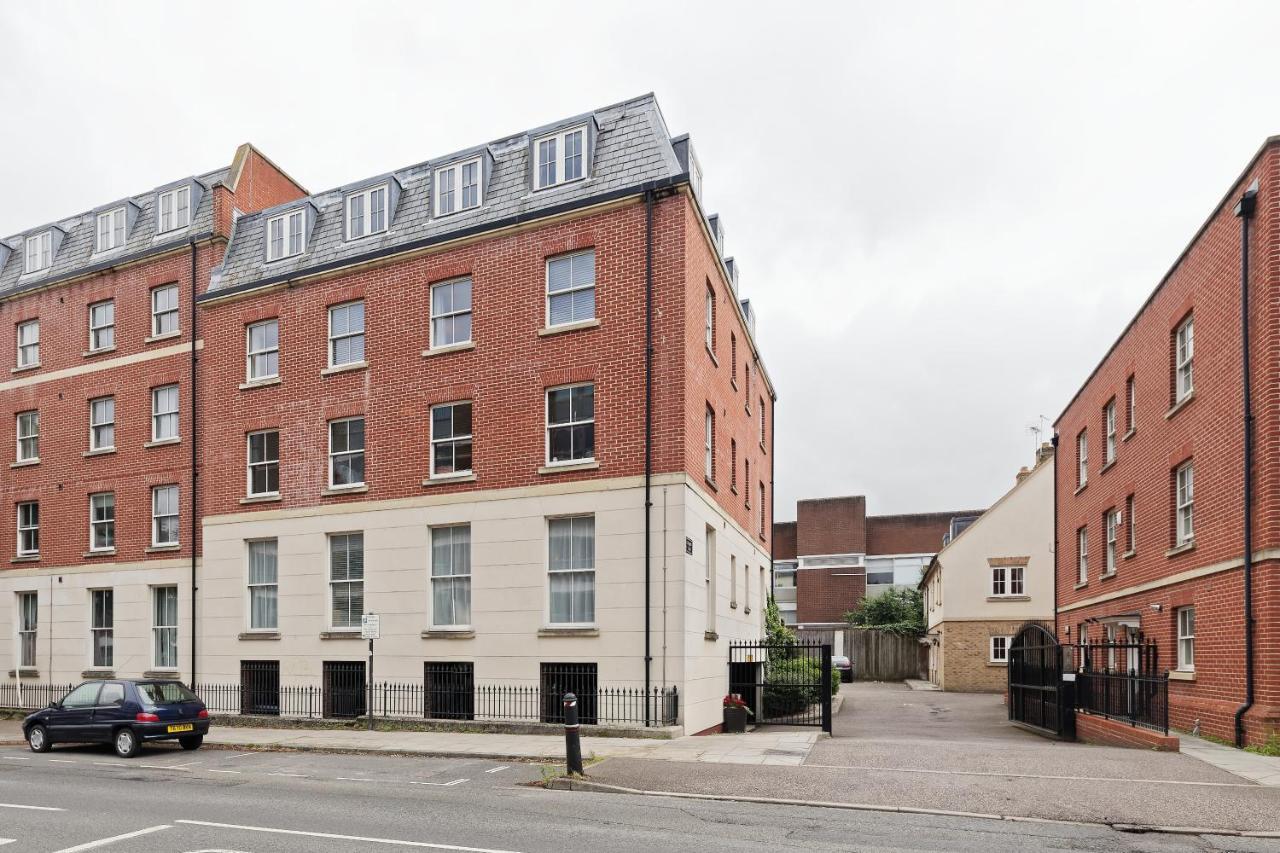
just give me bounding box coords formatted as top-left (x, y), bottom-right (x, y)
top-left (1073, 640), bottom-right (1169, 734)
top-left (0, 682), bottom-right (75, 711)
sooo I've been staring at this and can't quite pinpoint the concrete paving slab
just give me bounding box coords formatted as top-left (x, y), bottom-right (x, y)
top-left (1179, 733), bottom-right (1280, 786)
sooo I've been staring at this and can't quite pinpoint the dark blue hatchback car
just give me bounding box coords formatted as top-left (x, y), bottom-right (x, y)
top-left (23, 679), bottom-right (209, 758)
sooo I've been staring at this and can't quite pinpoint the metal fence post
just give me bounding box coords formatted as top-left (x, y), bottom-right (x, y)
top-left (820, 644), bottom-right (833, 734)
top-left (563, 692), bottom-right (584, 776)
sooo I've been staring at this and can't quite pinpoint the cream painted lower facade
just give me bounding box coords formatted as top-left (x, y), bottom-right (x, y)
top-left (1, 473), bottom-right (766, 736)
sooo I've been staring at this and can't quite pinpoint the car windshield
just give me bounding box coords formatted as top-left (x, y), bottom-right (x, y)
top-left (136, 682), bottom-right (199, 705)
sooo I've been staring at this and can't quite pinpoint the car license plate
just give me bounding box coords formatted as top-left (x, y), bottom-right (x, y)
top-left (167, 723), bottom-right (194, 733)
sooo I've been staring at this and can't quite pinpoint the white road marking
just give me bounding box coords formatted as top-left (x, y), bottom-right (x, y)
top-left (409, 779), bottom-right (468, 787)
top-left (48, 759), bottom-right (75, 764)
top-left (137, 763), bottom-right (190, 771)
top-left (0, 839), bottom-right (15, 846)
top-left (231, 752), bottom-right (257, 758)
top-left (51, 824), bottom-right (171, 852)
top-left (91, 762), bottom-right (128, 768)
top-left (485, 766), bottom-right (509, 773)
top-left (335, 776), bottom-right (467, 787)
top-left (175, 820), bottom-right (524, 851)
top-left (1, 757), bottom-right (29, 761)
top-left (267, 772), bottom-right (308, 778)
top-left (204, 769), bottom-right (241, 774)
top-left (0, 802), bottom-right (63, 811)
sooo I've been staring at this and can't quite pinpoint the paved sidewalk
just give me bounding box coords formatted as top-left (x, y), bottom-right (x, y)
top-left (1181, 732), bottom-right (1280, 786)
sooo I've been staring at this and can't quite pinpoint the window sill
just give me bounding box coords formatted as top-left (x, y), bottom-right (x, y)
top-left (1073, 581), bottom-right (1088, 590)
top-left (8, 669), bottom-right (39, 679)
top-left (1166, 540), bottom-right (1196, 558)
top-left (240, 493), bottom-right (282, 505)
top-left (238, 631), bottom-right (281, 641)
top-left (83, 447), bottom-right (116, 458)
top-left (704, 631), bottom-right (720, 642)
top-left (539, 318), bottom-right (600, 337)
top-left (319, 630), bottom-right (363, 640)
top-left (1166, 391), bottom-right (1196, 420)
top-left (10, 458), bottom-right (39, 469)
top-left (146, 544), bottom-right (181, 554)
top-left (1169, 669), bottom-right (1196, 682)
top-left (422, 341), bottom-right (475, 358)
top-left (145, 330), bottom-right (182, 345)
top-left (1123, 428), bottom-right (1136, 443)
top-left (538, 626), bottom-right (600, 637)
top-left (422, 629), bottom-right (475, 639)
top-left (1122, 549), bottom-right (1136, 560)
top-left (986, 661), bottom-right (1009, 668)
top-left (1073, 483), bottom-right (1087, 496)
top-left (422, 473), bottom-right (476, 487)
top-left (704, 476), bottom-right (719, 492)
top-left (10, 363), bottom-right (40, 375)
top-left (538, 460), bottom-right (599, 475)
top-left (321, 360), bottom-right (368, 377)
top-left (143, 669), bottom-right (180, 678)
top-left (84, 549), bottom-right (116, 559)
top-left (986, 595), bottom-right (1031, 602)
top-left (144, 437), bottom-right (181, 449)
top-left (1100, 459), bottom-right (1117, 475)
top-left (1099, 571), bottom-right (1117, 581)
top-left (11, 555), bottom-right (39, 564)
top-left (730, 379), bottom-right (739, 392)
top-left (239, 376), bottom-right (281, 391)
top-left (83, 346), bottom-right (117, 358)
top-left (705, 345), bottom-right (719, 367)
top-left (322, 484), bottom-right (369, 497)
top-left (729, 484), bottom-right (738, 495)
top-left (82, 670), bottom-right (115, 679)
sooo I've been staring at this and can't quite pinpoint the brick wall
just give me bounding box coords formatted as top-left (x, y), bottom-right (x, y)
top-left (867, 511), bottom-right (972, 555)
top-left (796, 568), bottom-right (865, 624)
top-left (796, 496), bottom-right (865, 556)
top-left (1054, 140), bottom-right (1280, 746)
top-left (935, 619), bottom-right (1044, 692)
top-left (1075, 713), bottom-right (1180, 751)
top-left (773, 521), bottom-right (797, 560)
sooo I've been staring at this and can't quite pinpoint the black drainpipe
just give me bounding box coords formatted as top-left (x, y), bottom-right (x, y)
top-left (1234, 180), bottom-right (1258, 747)
top-left (1051, 433), bottom-right (1059, 637)
top-left (189, 239), bottom-right (199, 686)
top-left (643, 188), bottom-right (655, 725)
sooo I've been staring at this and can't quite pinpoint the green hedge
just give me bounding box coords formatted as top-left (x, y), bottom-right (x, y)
top-left (761, 657), bottom-right (841, 717)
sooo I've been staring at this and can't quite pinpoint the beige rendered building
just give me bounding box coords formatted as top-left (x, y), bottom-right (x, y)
top-left (920, 446), bottom-right (1054, 692)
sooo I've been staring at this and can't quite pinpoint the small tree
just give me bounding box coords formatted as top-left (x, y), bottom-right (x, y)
top-left (764, 595), bottom-right (797, 647)
top-left (844, 587), bottom-right (924, 636)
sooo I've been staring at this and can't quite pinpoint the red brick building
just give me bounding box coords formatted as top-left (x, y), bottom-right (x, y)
top-left (773, 496), bottom-right (983, 625)
top-left (1054, 138), bottom-right (1280, 746)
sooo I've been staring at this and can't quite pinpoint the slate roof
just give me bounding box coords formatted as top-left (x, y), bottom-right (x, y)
top-left (207, 93), bottom-right (686, 296)
top-left (0, 169), bottom-right (229, 299)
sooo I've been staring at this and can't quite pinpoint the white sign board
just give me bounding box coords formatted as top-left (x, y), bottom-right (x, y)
top-left (361, 613), bottom-right (381, 640)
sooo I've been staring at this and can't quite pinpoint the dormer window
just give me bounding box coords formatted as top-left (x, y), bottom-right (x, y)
top-left (157, 186), bottom-right (191, 233)
top-left (24, 232), bottom-right (52, 274)
top-left (435, 158), bottom-right (482, 216)
top-left (346, 184), bottom-right (388, 240)
top-left (266, 209), bottom-right (306, 262)
top-left (534, 125), bottom-right (587, 190)
top-left (96, 207), bottom-right (127, 253)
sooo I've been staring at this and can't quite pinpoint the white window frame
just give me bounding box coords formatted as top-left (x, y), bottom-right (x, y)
top-left (534, 125), bottom-right (587, 190)
top-left (1175, 315), bottom-right (1194, 402)
top-left (247, 539), bottom-right (279, 631)
top-left (246, 429), bottom-right (280, 497)
top-left (96, 207), bottom-right (127, 253)
top-left (245, 319), bottom-right (280, 381)
top-left (545, 249), bottom-right (596, 328)
top-left (545, 382), bottom-right (595, 466)
top-left (759, 482), bottom-right (766, 536)
top-left (266, 209), bottom-right (306, 261)
top-left (15, 410), bottom-right (38, 462)
top-left (1009, 565), bottom-right (1024, 595)
top-left (88, 299), bottom-right (115, 352)
top-left (328, 532), bottom-right (364, 630)
top-left (157, 186), bottom-right (191, 234)
top-left (1126, 494), bottom-right (1136, 553)
top-left (327, 301), bottom-right (365, 367)
top-left (1077, 527), bottom-right (1088, 583)
top-left (434, 158), bottom-right (483, 217)
top-left (16, 319), bottom-right (39, 368)
top-left (151, 485), bottom-right (179, 547)
top-left (429, 401), bottom-right (473, 478)
top-left (704, 405), bottom-right (715, 481)
top-left (705, 286), bottom-right (715, 351)
top-left (151, 284), bottom-right (179, 337)
top-left (1077, 430), bottom-right (1088, 487)
top-left (991, 565), bottom-right (1007, 596)
top-left (429, 277), bottom-right (473, 349)
top-left (1176, 606), bottom-right (1195, 672)
top-left (1105, 509), bottom-right (1118, 574)
top-left (151, 585), bottom-right (178, 670)
top-left (1176, 461), bottom-right (1194, 545)
top-left (151, 384), bottom-right (179, 442)
top-left (89, 492), bottom-right (115, 552)
top-left (328, 417), bottom-right (366, 488)
top-left (24, 232), bottom-right (52, 274)
top-left (346, 184), bottom-right (389, 240)
top-left (17, 592), bottom-right (37, 669)
top-left (547, 515), bottom-right (596, 626)
top-left (430, 524), bottom-right (472, 629)
top-left (989, 636), bottom-right (1012, 663)
top-left (16, 501), bottom-right (38, 557)
top-left (1104, 399), bottom-right (1116, 464)
top-left (90, 589), bottom-right (113, 668)
top-left (1127, 375), bottom-right (1136, 433)
top-left (89, 396), bottom-right (115, 451)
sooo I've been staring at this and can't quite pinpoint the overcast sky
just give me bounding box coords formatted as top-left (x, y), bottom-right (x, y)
top-left (1, 2), bottom-right (1275, 519)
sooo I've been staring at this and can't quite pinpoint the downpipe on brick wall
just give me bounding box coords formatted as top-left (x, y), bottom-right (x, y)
top-left (1233, 180), bottom-right (1257, 748)
top-left (190, 239), bottom-right (199, 685)
top-left (644, 188), bottom-right (654, 725)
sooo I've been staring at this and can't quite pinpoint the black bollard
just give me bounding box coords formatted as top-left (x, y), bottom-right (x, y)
top-left (563, 692), bottom-right (584, 776)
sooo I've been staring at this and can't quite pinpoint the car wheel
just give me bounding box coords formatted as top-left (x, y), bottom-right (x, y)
top-left (178, 735), bottom-right (203, 751)
top-left (26, 724), bottom-right (51, 753)
top-left (113, 727), bottom-right (141, 758)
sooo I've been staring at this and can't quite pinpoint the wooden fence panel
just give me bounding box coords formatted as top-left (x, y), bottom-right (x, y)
top-left (795, 627), bottom-right (926, 681)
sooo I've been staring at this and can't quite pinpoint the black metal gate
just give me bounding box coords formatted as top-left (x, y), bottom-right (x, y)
top-left (729, 642), bottom-right (832, 733)
top-left (1007, 623), bottom-right (1074, 738)
top-left (323, 661), bottom-right (366, 719)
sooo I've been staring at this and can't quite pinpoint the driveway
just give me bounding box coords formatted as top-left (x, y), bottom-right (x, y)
top-left (587, 682), bottom-right (1280, 832)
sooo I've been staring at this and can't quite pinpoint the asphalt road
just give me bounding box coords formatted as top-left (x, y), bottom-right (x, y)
top-left (0, 741), bottom-right (1277, 852)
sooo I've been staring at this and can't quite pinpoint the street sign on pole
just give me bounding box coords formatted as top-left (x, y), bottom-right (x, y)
top-left (361, 614), bottom-right (381, 640)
